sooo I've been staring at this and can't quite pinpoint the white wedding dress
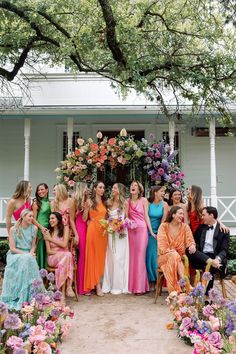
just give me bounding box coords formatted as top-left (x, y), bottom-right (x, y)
top-left (102, 208), bottom-right (129, 294)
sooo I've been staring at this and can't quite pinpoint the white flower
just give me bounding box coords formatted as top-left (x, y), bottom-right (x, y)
top-left (77, 138), bottom-right (84, 146)
top-left (120, 128), bottom-right (127, 137)
top-left (118, 141), bottom-right (124, 146)
top-left (96, 131), bottom-right (103, 139)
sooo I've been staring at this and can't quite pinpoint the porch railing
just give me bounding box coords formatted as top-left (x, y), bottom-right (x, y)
top-left (1, 196), bottom-right (236, 224)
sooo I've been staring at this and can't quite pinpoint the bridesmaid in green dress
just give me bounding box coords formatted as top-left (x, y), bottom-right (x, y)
top-left (32, 183), bottom-right (51, 269)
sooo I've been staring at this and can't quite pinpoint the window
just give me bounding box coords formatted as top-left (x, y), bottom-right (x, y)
top-left (63, 131), bottom-right (80, 159)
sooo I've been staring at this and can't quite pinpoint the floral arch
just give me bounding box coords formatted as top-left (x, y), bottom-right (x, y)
top-left (55, 129), bottom-right (185, 192)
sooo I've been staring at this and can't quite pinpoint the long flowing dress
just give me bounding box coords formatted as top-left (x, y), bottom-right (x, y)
top-left (128, 198), bottom-right (149, 294)
top-left (1, 224), bottom-right (42, 310)
top-left (158, 222), bottom-right (195, 293)
top-left (47, 235), bottom-right (74, 289)
top-left (84, 202), bottom-right (108, 292)
top-left (146, 201), bottom-right (163, 282)
top-left (13, 200), bottom-right (31, 221)
top-left (75, 212), bottom-right (87, 295)
top-left (36, 198), bottom-right (51, 269)
top-left (102, 208), bottom-right (129, 294)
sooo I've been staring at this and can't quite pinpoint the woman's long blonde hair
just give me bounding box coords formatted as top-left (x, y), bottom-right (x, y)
top-left (15, 208), bottom-right (32, 239)
top-left (187, 185), bottom-right (203, 219)
top-left (109, 183), bottom-right (126, 210)
top-left (73, 182), bottom-right (88, 212)
top-left (12, 180), bottom-right (30, 200)
top-left (54, 184), bottom-right (68, 211)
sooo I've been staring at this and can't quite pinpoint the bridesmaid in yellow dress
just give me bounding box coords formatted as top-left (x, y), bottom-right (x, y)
top-left (158, 206), bottom-right (196, 293)
top-left (84, 181), bottom-right (108, 296)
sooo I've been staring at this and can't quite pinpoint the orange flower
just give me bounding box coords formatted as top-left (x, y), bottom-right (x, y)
top-left (90, 143), bottom-right (98, 151)
top-left (108, 138), bottom-right (116, 146)
top-left (166, 322), bottom-right (174, 330)
top-left (74, 149), bottom-right (81, 156)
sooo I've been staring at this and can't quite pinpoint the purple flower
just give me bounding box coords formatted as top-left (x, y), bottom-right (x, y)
top-left (208, 288), bottom-right (221, 303)
top-left (53, 290), bottom-right (63, 301)
top-left (32, 279), bottom-right (43, 289)
top-left (190, 283), bottom-right (205, 298)
top-left (227, 300), bottom-right (236, 315)
top-left (4, 314), bottom-right (22, 330)
top-left (45, 320), bottom-right (56, 334)
top-left (225, 314), bottom-right (235, 336)
top-left (179, 317), bottom-right (193, 330)
top-left (39, 269), bottom-right (48, 278)
top-left (185, 295), bottom-right (194, 305)
top-left (51, 308), bottom-right (60, 318)
top-left (35, 293), bottom-right (46, 305)
top-left (47, 272), bottom-right (55, 283)
top-left (161, 160), bottom-right (169, 169)
top-left (167, 151), bottom-right (178, 162)
top-left (13, 349), bottom-right (26, 354)
top-left (202, 304), bottom-right (214, 317)
top-left (178, 278), bottom-right (186, 288)
top-left (202, 272), bottom-right (213, 281)
top-left (0, 301), bottom-right (8, 317)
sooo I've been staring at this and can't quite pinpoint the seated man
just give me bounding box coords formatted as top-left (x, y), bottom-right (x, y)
top-left (186, 206), bottom-right (229, 293)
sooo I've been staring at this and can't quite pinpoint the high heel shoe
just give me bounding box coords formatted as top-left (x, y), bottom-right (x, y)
top-left (96, 290), bottom-right (104, 297)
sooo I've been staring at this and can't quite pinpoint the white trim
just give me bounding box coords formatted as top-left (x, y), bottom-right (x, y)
top-left (209, 118), bottom-right (217, 207)
top-left (24, 118), bottom-right (31, 180)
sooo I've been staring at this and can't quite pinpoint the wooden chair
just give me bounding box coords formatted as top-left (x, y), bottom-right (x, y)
top-left (154, 255), bottom-right (190, 304)
top-left (46, 235), bottom-right (79, 301)
top-left (194, 261), bottom-right (227, 298)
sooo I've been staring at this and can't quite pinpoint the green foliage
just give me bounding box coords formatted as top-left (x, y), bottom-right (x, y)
top-left (227, 259), bottom-right (236, 275)
top-left (0, 0), bottom-right (236, 122)
top-left (0, 240), bottom-right (9, 264)
top-left (228, 236), bottom-right (236, 260)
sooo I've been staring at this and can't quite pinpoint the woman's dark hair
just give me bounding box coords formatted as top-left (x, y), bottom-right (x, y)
top-left (34, 183), bottom-right (49, 209)
top-left (148, 186), bottom-right (163, 203)
top-left (90, 181), bottom-right (107, 210)
top-left (165, 206), bottom-right (183, 223)
top-left (48, 212), bottom-right (64, 238)
top-left (168, 188), bottom-right (183, 206)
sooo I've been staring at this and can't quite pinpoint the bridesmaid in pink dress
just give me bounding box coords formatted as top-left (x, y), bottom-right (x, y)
top-left (50, 184), bottom-right (73, 229)
top-left (6, 180), bottom-right (32, 234)
top-left (70, 182), bottom-right (89, 295)
top-left (128, 181), bottom-right (155, 294)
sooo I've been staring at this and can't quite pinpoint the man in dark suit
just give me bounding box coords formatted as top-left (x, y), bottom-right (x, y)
top-left (187, 206), bottom-right (229, 292)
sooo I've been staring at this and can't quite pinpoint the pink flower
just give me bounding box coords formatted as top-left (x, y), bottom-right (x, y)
top-left (194, 341), bottom-right (206, 353)
top-left (37, 341), bottom-right (52, 354)
top-left (202, 305), bottom-right (214, 317)
top-left (44, 320), bottom-right (56, 334)
top-left (157, 168), bottom-right (165, 176)
top-left (68, 180), bottom-right (75, 187)
top-left (179, 317), bottom-right (193, 330)
top-left (61, 322), bottom-right (72, 339)
top-left (37, 316), bottom-right (46, 325)
top-left (177, 293), bottom-right (186, 305)
top-left (208, 332), bottom-right (223, 349)
top-left (174, 310), bottom-right (182, 322)
top-left (209, 316), bottom-right (220, 331)
top-left (29, 325), bottom-right (47, 344)
top-left (6, 336), bottom-right (24, 350)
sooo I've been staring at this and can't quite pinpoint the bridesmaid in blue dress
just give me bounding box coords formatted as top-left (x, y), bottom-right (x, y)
top-left (1, 209), bottom-right (42, 310)
top-left (146, 186), bottom-right (168, 290)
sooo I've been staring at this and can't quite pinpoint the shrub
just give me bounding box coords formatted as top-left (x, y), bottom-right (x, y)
top-left (0, 240), bottom-right (9, 264)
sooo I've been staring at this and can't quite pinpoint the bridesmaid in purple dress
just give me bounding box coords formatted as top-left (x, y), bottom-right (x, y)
top-left (70, 182), bottom-right (89, 295)
top-left (6, 180), bottom-right (32, 235)
top-left (128, 181), bottom-right (155, 294)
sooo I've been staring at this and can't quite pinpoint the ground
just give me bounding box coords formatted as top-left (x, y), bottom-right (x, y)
top-left (61, 280), bottom-right (236, 354)
top-left (61, 291), bottom-right (192, 354)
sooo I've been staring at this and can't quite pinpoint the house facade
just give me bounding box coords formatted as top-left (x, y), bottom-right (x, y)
top-left (0, 72), bottom-right (236, 227)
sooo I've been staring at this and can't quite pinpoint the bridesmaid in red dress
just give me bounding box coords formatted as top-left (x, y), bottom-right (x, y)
top-left (6, 180), bottom-right (32, 235)
top-left (187, 185), bottom-right (204, 233)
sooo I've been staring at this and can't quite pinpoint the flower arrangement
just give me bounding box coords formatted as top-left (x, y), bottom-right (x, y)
top-left (0, 269), bottom-right (73, 354)
top-left (143, 139), bottom-right (185, 191)
top-left (55, 129), bottom-right (184, 192)
top-left (166, 273), bottom-right (236, 353)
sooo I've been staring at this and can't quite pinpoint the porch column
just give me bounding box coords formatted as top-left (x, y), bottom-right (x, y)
top-left (24, 118), bottom-right (31, 180)
top-left (67, 117), bottom-right (74, 154)
top-left (169, 118), bottom-right (175, 153)
top-left (209, 117), bottom-right (217, 207)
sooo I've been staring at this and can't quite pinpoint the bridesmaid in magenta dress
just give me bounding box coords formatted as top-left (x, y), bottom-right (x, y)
top-left (6, 180), bottom-right (32, 234)
top-left (128, 181), bottom-right (155, 294)
top-left (70, 182), bottom-right (89, 295)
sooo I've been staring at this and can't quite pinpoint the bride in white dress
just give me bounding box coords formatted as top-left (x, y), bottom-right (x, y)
top-left (102, 183), bottom-right (129, 294)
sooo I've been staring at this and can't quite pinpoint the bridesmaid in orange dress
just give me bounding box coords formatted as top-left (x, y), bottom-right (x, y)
top-left (84, 181), bottom-right (108, 296)
top-left (158, 206), bottom-right (196, 293)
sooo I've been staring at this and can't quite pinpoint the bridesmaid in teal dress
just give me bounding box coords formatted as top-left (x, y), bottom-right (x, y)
top-left (146, 186), bottom-right (168, 289)
top-left (1, 209), bottom-right (42, 310)
top-left (32, 183), bottom-right (51, 269)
